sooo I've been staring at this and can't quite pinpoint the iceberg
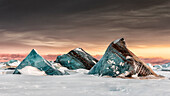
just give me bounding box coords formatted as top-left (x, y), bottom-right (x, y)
top-left (89, 38), bottom-right (158, 77)
top-left (153, 63), bottom-right (170, 71)
top-left (55, 48), bottom-right (98, 70)
top-left (0, 60), bottom-right (20, 70)
top-left (13, 49), bottom-right (64, 75)
top-left (160, 63), bottom-right (170, 71)
top-left (161, 63), bottom-right (170, 68)
top-left (153, 65), bottom-right (162, 69)
top-left (5, 59), bottom-right (20, 67)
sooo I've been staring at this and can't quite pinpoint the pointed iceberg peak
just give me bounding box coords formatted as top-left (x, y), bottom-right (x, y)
top-left (26, 49), bottom-right (42, 60)
top-left (112, 38), bottom-right (127, 48)
top-left (31, 49), bottom-right (37, 52)
top-left (30, 49), bottom-right (38, 54)
top-left (56, 48), bottom-right (98, 70)
top-left (113, 38), bottom-right (125, 44)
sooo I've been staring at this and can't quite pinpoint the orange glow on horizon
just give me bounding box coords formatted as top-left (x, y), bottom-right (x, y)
top-left (0, 45), bottom-right (170, 59)
top-left (129, 46), bottom-right (170, 59)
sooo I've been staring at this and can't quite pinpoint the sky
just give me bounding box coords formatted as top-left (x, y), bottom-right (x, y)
top-left (0, 0), bottom-right (170, 58)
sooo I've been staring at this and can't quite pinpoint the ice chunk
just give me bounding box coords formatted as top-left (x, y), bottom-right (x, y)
top-left (5, 59), bottom-right (20, 67)
top-left (161, 63), bottom-right (170, 68)
top-left (55, 48), bottom-right (98, 70)
top-left (153, 65), bottom-right (162, 69)
top-left (156, 63), bottom-right (170, 71)
top-left (13, 49), bottom-right (65, 75)
top-left (89, 38), bottom-right (158, 77)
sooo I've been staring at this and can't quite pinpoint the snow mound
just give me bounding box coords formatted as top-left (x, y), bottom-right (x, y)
top-left (18, 66), bottom-right (47, 76)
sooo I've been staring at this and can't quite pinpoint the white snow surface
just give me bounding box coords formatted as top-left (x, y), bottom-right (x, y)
top-left (18, 66), bottom-right (47, 76)
top-left (0, 69), bottom-right (169, 96)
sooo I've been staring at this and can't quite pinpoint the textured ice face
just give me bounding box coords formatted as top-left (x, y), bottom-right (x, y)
top-left (89, 38), bottom-right (157, 77)
top-left (13, 49), bottom-right (64, 75)
top-left (56, 48), bottom-right (98, 70)
top-left (56, 54), bottom-right (86, 69)
top-left (89, 43), bottom-right (132, 77)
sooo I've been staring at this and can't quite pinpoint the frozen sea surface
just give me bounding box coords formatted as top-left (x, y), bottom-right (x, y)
top-left (0, 70), bottom-right (170, 96)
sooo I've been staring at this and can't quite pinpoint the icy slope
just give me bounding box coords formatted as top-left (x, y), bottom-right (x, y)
top-left (56, 48), bottom-right (98, 70)
top-left (13, 49), bottom-right (64, 75)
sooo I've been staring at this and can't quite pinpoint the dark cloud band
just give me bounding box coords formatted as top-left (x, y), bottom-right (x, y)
top-left (0, 0), bottom-right (170, 52)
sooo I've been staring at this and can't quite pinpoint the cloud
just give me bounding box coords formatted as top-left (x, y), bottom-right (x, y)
top-left (0, 0), bottom-right (170, 55)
